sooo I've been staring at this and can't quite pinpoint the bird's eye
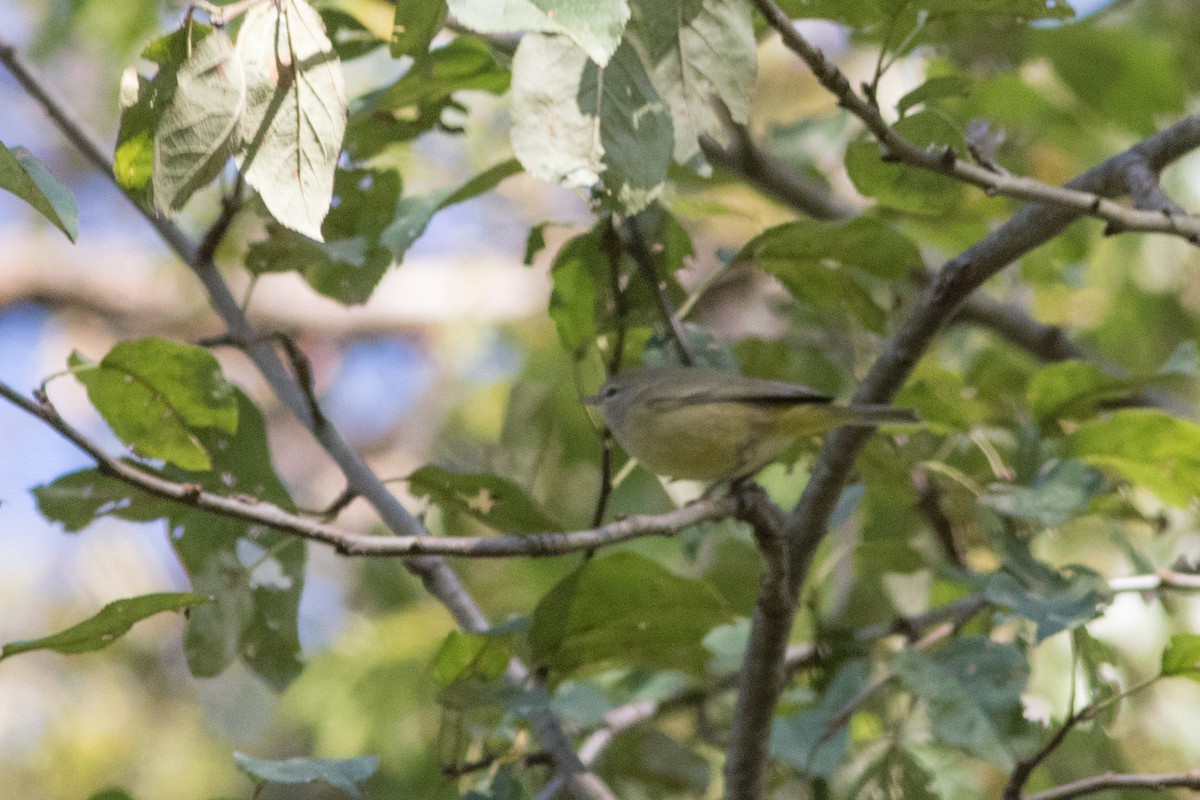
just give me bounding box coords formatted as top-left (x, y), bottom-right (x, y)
top-left (602, 385), bottom-right (620, 399)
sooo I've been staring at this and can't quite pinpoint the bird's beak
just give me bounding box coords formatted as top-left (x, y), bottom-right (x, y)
top-left (580, 394), bottom-right (600, 406)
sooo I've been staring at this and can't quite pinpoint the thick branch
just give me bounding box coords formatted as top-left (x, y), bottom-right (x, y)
top-left (0, 378), bottom-right (735, 558)
top-left (722, 9), bottom-right (1200, 796)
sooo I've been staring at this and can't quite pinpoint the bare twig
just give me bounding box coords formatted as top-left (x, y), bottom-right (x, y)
top-left (1023, 770), bottom-right (1200, 800)
top-left (619, 215), bottom-right (697, 366)
top-left (751, 0), bottom-right (1200, 245)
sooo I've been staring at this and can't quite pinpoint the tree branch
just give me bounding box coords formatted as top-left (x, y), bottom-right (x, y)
top-left (722, 9), bottom-right (1200, 795)
top-left (0, 377), bottom-right (736, 559)
top-left (620, 215), bottom-right (697, 366)
top-left (751, 0), bottom-right (1200, 244)
top-left (0, 38), bottom-right (613, 800)
top-left (1022, 771), bottom-right (1200, 800)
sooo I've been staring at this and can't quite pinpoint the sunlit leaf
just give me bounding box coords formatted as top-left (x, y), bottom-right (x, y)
top-left (738, 217), bottom-right (924, 279)
top-left (448, 0), bottom-right (630, 65)
top-left (153, 28), bottom-right (244, 214)
top-left (511, 34), bottom-right (673, 213)
top-left (0, 592), bottom-right (211, 660)
top-left (1070, 409), bottom-right (1200, 505)
top-left (391, 0), bottom-right (447, 57)
top-left (627, 0), bottom-right (756, 164)
top-left (1162, 633), bottom-right (1200, 680)
top-left (238, 0), bottom-right (347, 240)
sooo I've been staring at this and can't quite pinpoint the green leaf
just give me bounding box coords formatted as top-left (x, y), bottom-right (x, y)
top-left (771, 659), bottom-right (869, 777)
top-left (896, 75), bottom-right (971, 117)
top-left (548, 227), bottom-right (602, 355)
top-left (462, 764), bottom-right (529, 800)
top-left (33, 468), bottom-right (172, 532)
top-left (894, 641), bottom-right (1022, 769)
top-left (737, 217), bottom-right (924, 280)
top-left (347, 37), bottom-right (509, 159)
top-left (980, 459), bottom-right (1106, 527)
top-left (163, 391), bottom-right (303, 689)
top-left (408, 464), bottom-right (564, 533)
top-left (0, 592), bottom-right (211, 660)
top-left (431, 630), bottom-right (512, 687)
top-left (755, 253), bottom-right (887, 333)
top-left (511, 34), bottom-right (673, 213)
top-left (72, 337), bottom-right (238, 471)
top-left (603, 729), bottom-right (710, 795)
top-left (909, 0), bottom-right (1073, 18)
top-left (627, 0), bottom-right (756, 163)
top-left (0, 144), bottom-right (78, 241)
top-left (321, 10), bottom-right (387, 61)
top-left (984, 566), bottom-right (1107, 641)
top-left (1027, 360), bottom-right (1133, 424)
top-left (845, 111), bottom-right (964, 216)
top-left (1070, 409), bottom-right (1200, 506)
top-left (1162, 633), bottom-right (1200, 680)
top-left (1035, 24), bottom-right (1184, 136)
top-left (115, 25), bottom-right (214, 205)
top-left (238, 0), bottom-right (347, 240)
top-left (234, 753), bottom-right (379, 799)
top-left (529, 552), bottom-right (732, 676)
top-left (448, 0), bottom-right (630, 65)
top-left (85, 791), bottom-right (136, 800)
top-left (152, 28), bottom-right (244, 215)
top-left (392, 0), bottom-right (447, 57)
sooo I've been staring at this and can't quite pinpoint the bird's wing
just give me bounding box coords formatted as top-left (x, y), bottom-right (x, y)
top-left (680, 374), bottom-right (834, 406)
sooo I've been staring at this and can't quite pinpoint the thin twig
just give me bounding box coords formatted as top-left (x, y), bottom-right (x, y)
top-left (752, 0), bottom-right (1200, 245)
top-left (1022, 770), bottom-right (1200, 800)
top-left (619, 215), bottom-right (696, 366)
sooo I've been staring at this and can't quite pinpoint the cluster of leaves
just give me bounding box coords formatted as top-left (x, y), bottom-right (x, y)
top-left (10, 0), bottom-right (1200, 799)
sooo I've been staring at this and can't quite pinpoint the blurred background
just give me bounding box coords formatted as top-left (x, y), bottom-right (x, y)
top-left (9, 0), bottom-right (1200, 798)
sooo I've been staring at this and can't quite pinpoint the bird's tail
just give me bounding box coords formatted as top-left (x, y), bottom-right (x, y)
top-left (833, 404), bottom-right (921, 427)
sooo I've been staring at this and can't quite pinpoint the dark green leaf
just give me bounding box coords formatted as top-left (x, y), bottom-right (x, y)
top-left (980, 459), bottom-right (1106, 527)
top-left (548, 226), bottom-right (604, 355)
top-left (524, 222), bottom-right (554, 265)
top-left (461, 764), bottom-right (529, 800)
top-left (845, 111), bottom-right (965, 216)
top-left (1070, 409), bottom-right (1200, 506)
top-left (897, 75), bottom-right (972, 117)
top-left (346, 37), bottom-right (509, 159)
top-left (1162, 633), bottom-right (1200, 680)
top-left (738, 217), bottom-right (924, 279)
top-left (984, 566), bottom-right (1107, 641)
top-left (603, 729), bottom-right (710, 795)
top-left (72, 338), bottom-right (238, 471)
top-left (86, 790), bottom-right (136, 800)
top-left (392, 0), bottom-right (447, 58)
top-left (771, 659), bottom-right (869, 777)
top-left (0, 592), bottom-right (211, 660)
top-left (894, 643), bottom-right (1018, 769)
top-left (757, 254), bottom-right (887, 333)
top-left (33, 467), bottom-right (171, 532)
top-left (234, 753), bottom-right (379, 799)
top-left (409, 464), bottom-right (564, 533)
top-left (0, 144), bottom-right (78, 241)
top-left (529, 552), bottom-right (732, 676)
